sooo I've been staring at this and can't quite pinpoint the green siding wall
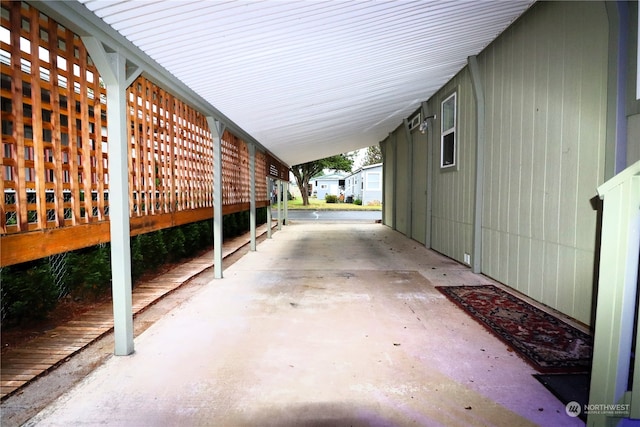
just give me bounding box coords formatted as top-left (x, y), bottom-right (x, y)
top-left (384, 2), bottom-right (612, 324)
top-left (411, 128), bottom-right (428, 244)
top-left (381, 135), bottom-right (395, 225)
top-left (381, 1), bottom-right (611, 325)
top-left (430, 68), bottom-right (476, 264)
top-left (382, 122), bottom-right (428, 244)
top-left (395, 125), bottom-right (410, 236)
top-left (478, 1), bottom-right (608, 324)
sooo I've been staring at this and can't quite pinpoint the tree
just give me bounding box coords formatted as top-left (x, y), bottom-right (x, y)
top-left (362, 145), bottom-right (382, 166)
top-left (290, 154), bottom-right (353, 206)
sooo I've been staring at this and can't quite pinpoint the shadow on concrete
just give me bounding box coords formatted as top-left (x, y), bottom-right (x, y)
top-left (243, 402), bottom-right (398, 427)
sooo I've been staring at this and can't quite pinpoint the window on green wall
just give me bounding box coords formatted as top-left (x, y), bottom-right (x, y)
top-left (441, 92), bottom-right (456, 168)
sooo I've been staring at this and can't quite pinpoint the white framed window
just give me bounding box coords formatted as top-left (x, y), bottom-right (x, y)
top-left (441, 92), bottom-right (456, 168)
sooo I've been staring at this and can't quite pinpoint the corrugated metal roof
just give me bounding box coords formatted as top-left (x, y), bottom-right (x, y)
top-left (78, 0), bottom-right (533, 166)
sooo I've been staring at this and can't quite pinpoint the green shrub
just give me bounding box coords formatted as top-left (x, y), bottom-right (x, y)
top-left (130, 236), bottom-right (145, 281)
top-left (197, 220), bottom-right (212, 249)
top-left (325, 194), bottom-right (338, 203)
top-left (81, 245), bottom-right (112, 297)
top-left (136, 231), bottom-right (168, 271)
top-left (183, 222), bottom-right (202, 251)
top-left (236, 210), bottom-right (249, 234)
top-left (354, 198), bottom-right (362, 205)
top-left (0, 216), bottom-right (242, 327)
top-left (65, 244), bottom-right (112, 299)
top-left (1, 261), bottom-right (58, 326)
top-left (223, 213), bottom-right (238, 238)
top-left (257, 207), bottom-right (267, 224)
top-left (164, 227), bottom-right (186, 261)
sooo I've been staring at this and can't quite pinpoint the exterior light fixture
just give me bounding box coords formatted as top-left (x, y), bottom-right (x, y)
top-left (419, 114), bottom-right (436, 134)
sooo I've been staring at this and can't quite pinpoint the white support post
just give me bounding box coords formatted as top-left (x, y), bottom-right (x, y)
top-left (588, 161), bottom-right (640, 426)
top-left (266, 177), bottom-right (272, 238)
top-left (276, 180), bottom-right (282, 230)
top-left (469, 55), bottom-right (485, 274)
top-left (207, 117), bottom-right (225, 279)
top-left (379, 139), bottom-right (387, 226)
top-left (82, 38), bottom-right (134, 356)
top-left (283, 181), bottom-right (288, 225)
top-left (249, 143), bottom-right (256, 251)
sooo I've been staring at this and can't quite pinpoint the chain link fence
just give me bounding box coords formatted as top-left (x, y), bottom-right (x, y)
top-left (48, 252), bottom-right (69, 299)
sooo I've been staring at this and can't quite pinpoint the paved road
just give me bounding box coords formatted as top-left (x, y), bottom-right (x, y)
top-left (271, 209), bottom-right (381, 222)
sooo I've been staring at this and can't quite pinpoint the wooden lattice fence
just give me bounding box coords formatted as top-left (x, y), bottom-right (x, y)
top-left (0, 1), bottom-right (282, 267)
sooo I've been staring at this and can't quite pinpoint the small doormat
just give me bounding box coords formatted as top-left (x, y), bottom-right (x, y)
top-left (437, 285), bottom-right (592, 372)
top-left (533, 373), bottom-right (590, 421)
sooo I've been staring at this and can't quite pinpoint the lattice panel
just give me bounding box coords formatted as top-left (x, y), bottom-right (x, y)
top-left (2, 1), bottom-right (278, 245)
top-left (127, 76), bottom-right (213, 217)
top-left (221, 132), bottom-right (248, 206)
top-left (255, 150), bottom-right (268, 201)
top-left (1, 1), bottom-right (108, 234)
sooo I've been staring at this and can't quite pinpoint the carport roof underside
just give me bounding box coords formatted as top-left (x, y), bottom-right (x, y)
top-left (37, 0), bottom-right (534, 166)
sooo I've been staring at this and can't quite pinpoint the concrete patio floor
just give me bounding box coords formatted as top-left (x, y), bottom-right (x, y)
top-left (23, 222), bottom-right (584, 426)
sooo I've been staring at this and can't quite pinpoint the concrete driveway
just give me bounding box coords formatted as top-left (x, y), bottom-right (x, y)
top-left (25, 223), bottom-right (582, 426)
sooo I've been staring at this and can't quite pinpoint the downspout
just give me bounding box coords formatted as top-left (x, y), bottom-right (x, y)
top-left (391, 132), bottom-right (398, 231)
top-left (403, 119), bottom-right (413, 238)
top-left (421, 101), bottom-right (433, 249)
top-left (468, 55), bottom-right (485, 274)
top-left (379, 139), bottom-right (387, 226)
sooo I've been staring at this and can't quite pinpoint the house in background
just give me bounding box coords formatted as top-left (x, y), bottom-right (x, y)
top-left (312, 172), bottom-right (346, 199)
top-left (344, 163), bottom-right (383, 205)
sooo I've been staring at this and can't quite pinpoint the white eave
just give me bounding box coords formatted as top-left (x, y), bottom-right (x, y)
top-left (48, 0), bottom-right (534, 166)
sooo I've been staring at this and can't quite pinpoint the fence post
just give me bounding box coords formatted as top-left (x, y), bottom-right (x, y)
top-left (588, 161), bottom-right (640, 426)
top-left (249, 143), bottom-right (256, 251)
top-left (266, 177), bottom-right (272, 239)
top-left (208, 118), bottom-right (225, 279)
top-left (277, 180), bottom-right (282, 230)
top-left (82, 38), bottom-right (138, 356)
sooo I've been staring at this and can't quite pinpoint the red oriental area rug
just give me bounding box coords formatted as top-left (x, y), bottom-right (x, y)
top-left (437, 285), bottom-right (592, 373)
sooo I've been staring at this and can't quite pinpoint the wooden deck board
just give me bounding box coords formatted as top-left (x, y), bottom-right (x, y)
top-left (1, 367), bottom-right (47, 374)
top-left (0, 225), bottom-right (271, 400)
top-left (1, 381), bottom-right (27, 388)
